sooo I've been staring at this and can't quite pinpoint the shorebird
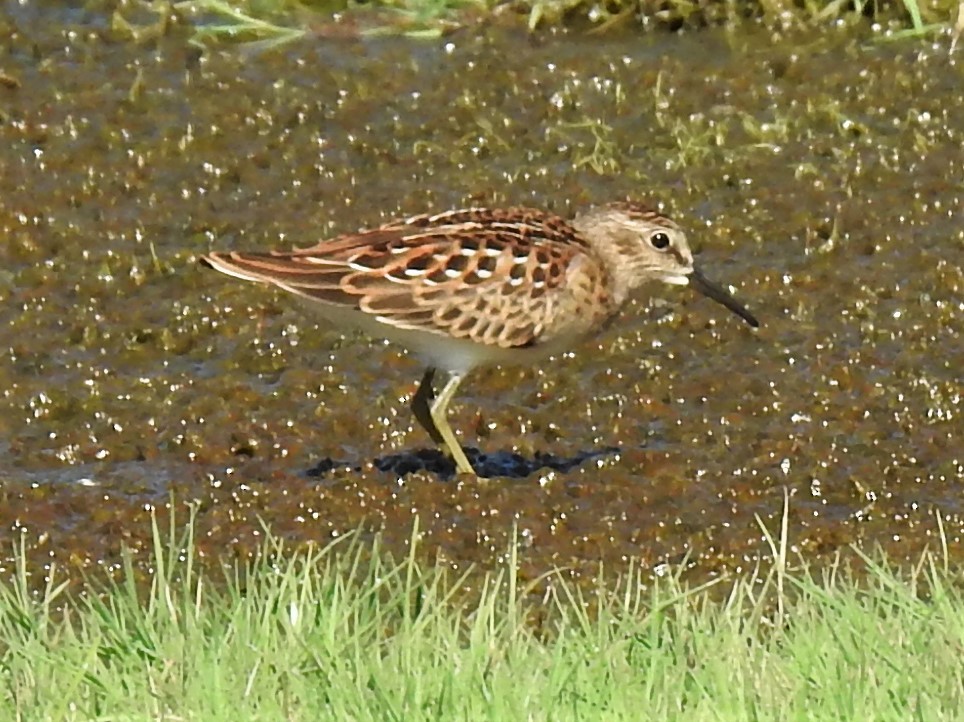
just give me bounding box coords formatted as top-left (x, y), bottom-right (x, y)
top-left (201, 202), bottom-right (759, 476)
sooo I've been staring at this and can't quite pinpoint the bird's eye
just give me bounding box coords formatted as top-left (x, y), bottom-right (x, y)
top-left (650, 231), bottom-right (671, 250)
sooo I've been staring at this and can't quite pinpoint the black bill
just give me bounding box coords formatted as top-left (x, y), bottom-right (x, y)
top-left (689, 267), bottom-right (760, 328)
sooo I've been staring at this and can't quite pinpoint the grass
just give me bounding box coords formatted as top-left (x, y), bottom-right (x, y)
top-left (121, 0), bottom-right (964, 45)
top-left (1, 503), bottom-right (963, 720)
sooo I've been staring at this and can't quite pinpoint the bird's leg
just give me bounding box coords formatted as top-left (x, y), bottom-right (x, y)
top-left (429, 372), bottom-right (476, 476)
top-left (411, 368), bottom-right (445, 446)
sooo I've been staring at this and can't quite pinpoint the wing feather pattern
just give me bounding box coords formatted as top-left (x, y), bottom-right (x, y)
top-left (201, 208), bottom-right (602, 349)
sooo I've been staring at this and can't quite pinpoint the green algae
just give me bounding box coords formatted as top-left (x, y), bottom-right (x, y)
top-left (0, 5), bottom-right (960, 595)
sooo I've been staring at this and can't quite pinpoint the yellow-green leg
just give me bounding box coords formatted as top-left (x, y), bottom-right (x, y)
top-left (430, 372), bottom-right (476, 475)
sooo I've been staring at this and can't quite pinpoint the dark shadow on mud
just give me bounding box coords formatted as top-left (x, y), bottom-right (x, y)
top-left (306, 446), bottom-right (621, 479)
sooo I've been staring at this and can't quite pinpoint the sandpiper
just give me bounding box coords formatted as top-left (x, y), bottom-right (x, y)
top-left (201, 202), bottom-right (759, 476)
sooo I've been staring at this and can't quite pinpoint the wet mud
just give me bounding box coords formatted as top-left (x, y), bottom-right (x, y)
top-left (0, 7), bottom-right (961, 592)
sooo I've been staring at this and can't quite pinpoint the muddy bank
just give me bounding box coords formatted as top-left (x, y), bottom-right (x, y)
top-left (0, 8), bottom-right (960, 590)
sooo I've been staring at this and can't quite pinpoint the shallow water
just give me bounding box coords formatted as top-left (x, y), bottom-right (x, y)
top-left (0, 6), bottom-right (961, 588)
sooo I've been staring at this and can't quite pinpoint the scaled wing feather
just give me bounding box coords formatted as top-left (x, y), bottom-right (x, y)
top-left (202, 209), bottom-right (595, 349)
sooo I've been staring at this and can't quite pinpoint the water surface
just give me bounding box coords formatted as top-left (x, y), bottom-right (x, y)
top-left (0, 8), bottom-right (961, 588)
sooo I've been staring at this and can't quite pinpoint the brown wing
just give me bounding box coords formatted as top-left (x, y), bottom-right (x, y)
top-left (201, 207), bottom-right (602, 349)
